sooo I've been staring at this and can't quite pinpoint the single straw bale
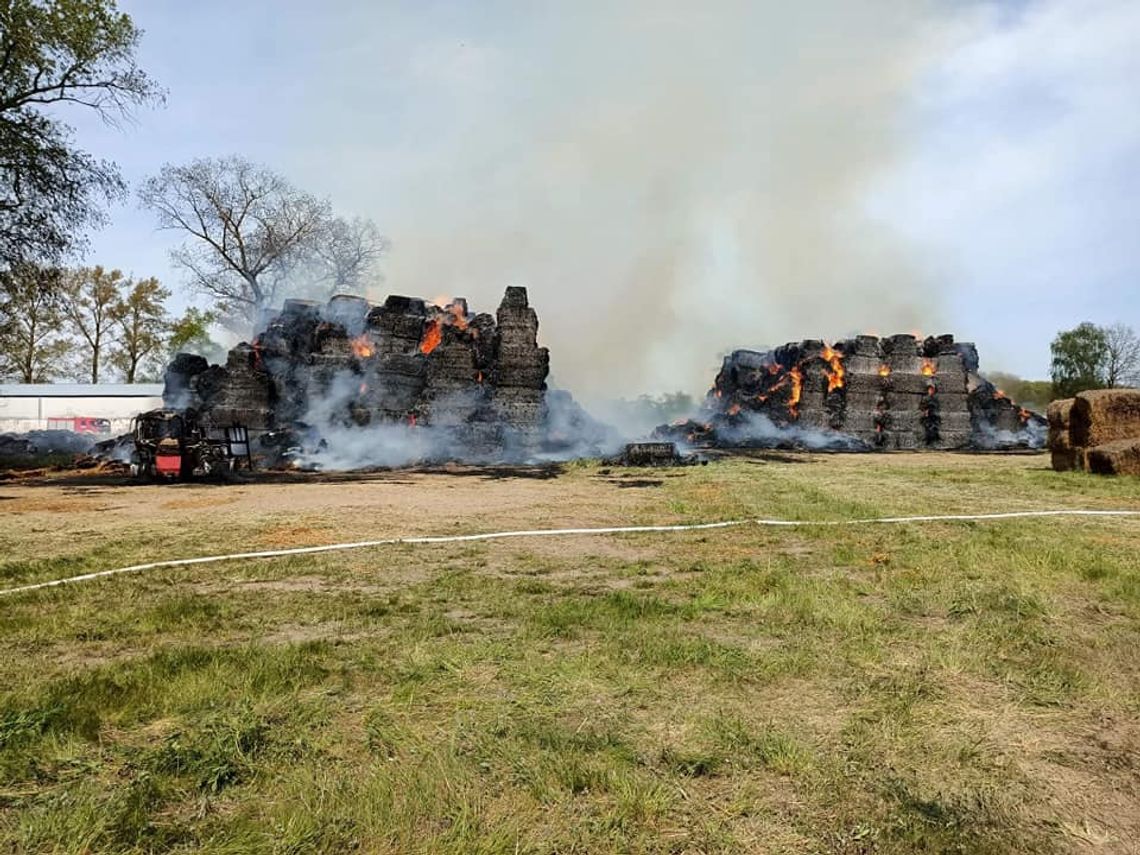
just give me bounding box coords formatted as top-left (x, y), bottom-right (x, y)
top-left (1085, 439), bottom-right (1140, 477)
top-left (1047, 398), bottom-right (1074, 452)
top-left (1070, 389), bottom-right (1140, 447)
top-left (1051, 448), bottom-right (1079, 472)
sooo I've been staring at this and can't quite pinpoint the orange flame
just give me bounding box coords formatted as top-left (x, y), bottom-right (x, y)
top-left (878, 364), bottom-right (891, 377)
top-left (821, 345), bottom-right (845, 393)
top-left (420, 319), bottom-right (442, 354)
top-left (476, 371), bottom-right (484, 384)
top-left (921, 359), bottom-right (936, 377)
top-left (408, 413), bottom-right (417, 427)
top-left (1019, 407), bottom-right (1031, 423)
top-left (351, 335), bottom-right (374, 358)
top-left (788, 367), bottom-right (803, 416)
top-left (727, 403), bottom-right (742, 416)
top-left (994, 389), bottom-right (1008, 400)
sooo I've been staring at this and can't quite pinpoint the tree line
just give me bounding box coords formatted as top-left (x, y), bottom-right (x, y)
top-left (1, 0), bottom-right (387, 384)
top-left (0, 263), bottom-right (217, 382)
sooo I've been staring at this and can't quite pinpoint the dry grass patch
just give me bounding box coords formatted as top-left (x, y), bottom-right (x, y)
top-left (1, 453), bottom-right (1138, 852)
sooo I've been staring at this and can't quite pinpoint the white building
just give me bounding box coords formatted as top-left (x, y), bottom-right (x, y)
top-left (0, 384), bottom-right (165, 434)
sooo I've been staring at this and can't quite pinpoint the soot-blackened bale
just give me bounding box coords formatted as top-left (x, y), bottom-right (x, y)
top-left (491, 287), bottom-right (550, 445)
top-left (881, 335), bottom-right (926, 449)
top-left (930, 344), bottom-right (971, 449)
top-left (359, 297), bottom-right (429, 421)
top-left (325, 294), bottom-right (370, 336)
top-left (839, 336), bottom-right (884, 444)
top-left (796, 353), bottom-right (831, 431)
top-left (422, 320), bottom-right (487, 429)
top-left (163, 353), bottom-right (210, 408)
top-left (202, 344), bottom-right (272, 429)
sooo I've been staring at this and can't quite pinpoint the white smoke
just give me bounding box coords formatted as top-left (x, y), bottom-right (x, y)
top-left (293, 1), bottom-right (987, 403)
top-left (287, 369), bottom-right (621, 471)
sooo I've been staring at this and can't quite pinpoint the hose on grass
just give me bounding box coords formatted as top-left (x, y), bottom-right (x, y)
top-left (1, 509), bottom-right (1138, 597)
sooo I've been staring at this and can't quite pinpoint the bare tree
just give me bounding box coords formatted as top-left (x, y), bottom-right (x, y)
top-left (139, 157), bottom-right (330, 329)
top-left (1103, 323), bottom-right (1140, 388)
top-left (308, 216), bottom-right (389, 297)
top-left (63, 265), bottom-right (125, 382)
top-left (0, 262), bottom-right (70, 382)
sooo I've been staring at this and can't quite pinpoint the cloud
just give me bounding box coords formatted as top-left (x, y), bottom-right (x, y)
top-left (869, 0), bottom-right (1140, 376)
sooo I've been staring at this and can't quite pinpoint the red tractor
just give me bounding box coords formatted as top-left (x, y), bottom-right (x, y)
top-left (130, 408), bottom-right (252, 480)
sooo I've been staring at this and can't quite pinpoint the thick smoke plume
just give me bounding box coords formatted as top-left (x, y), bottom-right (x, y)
top-left (312, 2), bottom-right (968, 402)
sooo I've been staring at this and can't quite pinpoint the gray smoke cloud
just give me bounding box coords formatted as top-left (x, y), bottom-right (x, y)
top-left (309, 1), bottom-right (970, 404)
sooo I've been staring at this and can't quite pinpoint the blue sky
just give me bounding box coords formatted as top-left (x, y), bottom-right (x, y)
top-left (71, 0), bottom-right (1139, 397)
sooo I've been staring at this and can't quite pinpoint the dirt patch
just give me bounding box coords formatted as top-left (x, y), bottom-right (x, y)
top-left (160, 495), bottom-right (241, 511)
top-left (257, 524), bottom-right (339, 548)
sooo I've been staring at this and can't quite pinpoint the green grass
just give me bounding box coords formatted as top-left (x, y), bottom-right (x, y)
top-left (0, 454), bottom-right (1138, 852)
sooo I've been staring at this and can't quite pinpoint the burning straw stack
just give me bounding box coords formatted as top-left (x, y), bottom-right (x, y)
top-left (1050, 389), bottom-right (1140, 477)
top-left (162, 287), bottom-right (569, 463)
top-left (656, 333), bottom-right (1045, 451)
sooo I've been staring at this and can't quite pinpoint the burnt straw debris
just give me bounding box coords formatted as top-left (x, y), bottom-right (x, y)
top-left (606, 442), bottom-right (706, 467)
top-left (163, 287), bottom-right (614, 470)
top-left (654, 334), bottom-right (1046, 452)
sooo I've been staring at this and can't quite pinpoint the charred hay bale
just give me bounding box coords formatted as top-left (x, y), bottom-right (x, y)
top-left (368, 296), bottom-right (429, 352)
top-left (615, 442), bottom-right (686, 466)
top-left (164, 353), bottom-right (210, 407)
top-left (1086, 439), bottom-right (1140, 477)
top-left (325, 294), bottom-right (370, 334)
top-left (1070, 389), bottom-right (1140, 448)
top-left (844, 371), bottom-right (886, 396)
top-left (203, 344), bottom-right (273, 429)
top-left (882, 334), bottom-right (920, 359)
top-left (922, 334), bottom-right (956, 357)
top-left (954, 342), bottom-right (980, 374)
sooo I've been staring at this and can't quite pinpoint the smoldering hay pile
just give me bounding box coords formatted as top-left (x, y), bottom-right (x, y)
top-left (655, 334), bottom-right (1047, 452)
top-left (163, 287), bottom-right (613, 469)
top-left (161, 291), bottom-right (1049, 469)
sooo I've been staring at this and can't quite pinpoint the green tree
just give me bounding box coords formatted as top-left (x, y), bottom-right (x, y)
top-left (1050, 322), bottom-right (1108, 399)
top-left (110, 275), bottom-right (169, 381)
top-left (167, 306), bottom-right (223, 362)
top-left (0, 261), bottom-right (69, 381)
top-left (0, 0), bottom-right (162, 264)
top-left (62, 264), bottom-right (124, 382)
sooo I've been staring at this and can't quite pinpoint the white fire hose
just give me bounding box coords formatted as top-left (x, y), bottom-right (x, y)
top-left (2, 509), bottom-right (1138, 598)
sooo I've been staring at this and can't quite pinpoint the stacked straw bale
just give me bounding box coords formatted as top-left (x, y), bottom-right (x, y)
top-left (1051, 389), bottom-right (1140, 476)
top-left (1047, 398), bottom-right (1082, 472)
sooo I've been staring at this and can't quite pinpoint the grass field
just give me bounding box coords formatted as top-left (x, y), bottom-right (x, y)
top-left (1, 453), bottom-right (1138, 853)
